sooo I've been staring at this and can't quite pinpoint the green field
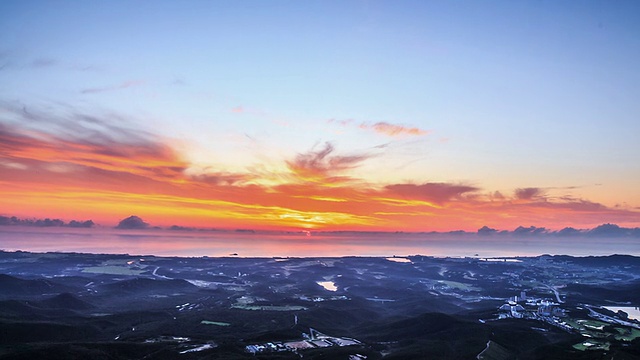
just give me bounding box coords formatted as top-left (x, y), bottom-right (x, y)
top-left (565, 317), bottom-right (640, 344)
top-left (614, 327), bottom-right (640, 341)
top-left (231, 304), bottom-right (307, 311)
top-left (200, 321), bottom-right (231, 326)
top-left (565, 318), bottom-right (609, 333)
top-left (437, 280), bottom-right (480, 291)
top-left (82, 266), bottom-right (146, 275)
top-left (573, 340), bottom-right (610, 351)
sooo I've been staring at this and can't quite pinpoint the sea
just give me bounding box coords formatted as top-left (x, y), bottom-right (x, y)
top-left (1, 227), bottom-right (639, 258)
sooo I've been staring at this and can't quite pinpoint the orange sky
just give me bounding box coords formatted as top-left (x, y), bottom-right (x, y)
top-left (1, 109), bottom-right (638, 232)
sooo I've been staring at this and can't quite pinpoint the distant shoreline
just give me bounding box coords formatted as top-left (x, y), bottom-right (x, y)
top-left (1, 249), bottom-right (638, 261)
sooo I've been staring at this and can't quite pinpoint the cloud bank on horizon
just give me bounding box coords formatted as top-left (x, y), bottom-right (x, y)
top-left (0, 1), bottom-right (639, 231)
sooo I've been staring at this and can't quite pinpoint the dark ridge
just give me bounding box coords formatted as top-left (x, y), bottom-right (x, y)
top-left (38, 293), bottom-right (95, 310)
top-left (97, 278), bottom-right (197, 294)
top-left (476, 340), bottom-right (514, 360)
top-left (564, 280), bottom-right (640, 303)
top-left (0, 300), bottom-right (42, 317)
top-left (358, 312), bottom-right (476, 339)
top-left (0, 274), bottom-right (71, 297)
top-left (355, 312), bottom-right (490, 359)
top-left (0, 342), bottom-right (180, 360)
top-left (487, 319), bottom-right (581, 360)
top-left (0, 321), bottom-right (101, 344)
top-left (552, 254), bottom-right (640, 267)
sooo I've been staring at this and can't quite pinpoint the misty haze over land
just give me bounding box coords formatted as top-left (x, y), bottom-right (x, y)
top-left (2, 215), bottom-right (640, 239)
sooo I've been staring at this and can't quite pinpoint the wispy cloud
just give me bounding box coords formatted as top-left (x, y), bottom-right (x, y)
top-left (360, 122), bottom-right (430, 137)
top-left (0, 52), bottom-right (104, 73)
top-left (0, 102), bottom-right (186, 181)
top-left (190, 171), bottom-right (257, 186)
top-left (286, 142), bottom-right (371, 184)
top-left (170, 78), bottom-right (187, 86)
top-left (30, 58), bottom-right (56, 68)
top-left (328, 118), bottom-right (430, 138)
top-left (81, 80), bottom-right (145, 94)
top-left (327, 118), bottom-right (355, 126)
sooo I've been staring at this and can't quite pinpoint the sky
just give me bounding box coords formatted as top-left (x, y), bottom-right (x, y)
top-left (1, 1), bottom-right (639, 232)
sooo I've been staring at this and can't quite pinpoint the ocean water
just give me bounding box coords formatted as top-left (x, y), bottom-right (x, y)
top-left (0, 227), bottom-right (638, 258)
top-left (603, 306), bottom-right (640, 321)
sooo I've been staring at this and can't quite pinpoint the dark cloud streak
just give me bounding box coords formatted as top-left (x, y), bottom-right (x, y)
top-left (385, 183), bottom-right (478, 204)
top-left (286, 142), bottom-right (371, 183)
top-left (515, 187), bottom-right (543, 200)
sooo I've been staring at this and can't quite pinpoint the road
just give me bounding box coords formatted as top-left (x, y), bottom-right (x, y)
top-left (544, 284), bottom-right (563, 303)
top-left (152, 266), bottom-right (172, 279)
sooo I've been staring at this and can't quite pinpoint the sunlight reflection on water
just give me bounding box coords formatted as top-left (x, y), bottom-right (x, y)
top-left (316, 281), bottom-right (337, 291)
top-left (603, 306), bottom-right (640, 320)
